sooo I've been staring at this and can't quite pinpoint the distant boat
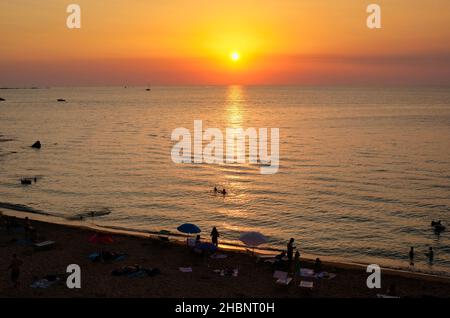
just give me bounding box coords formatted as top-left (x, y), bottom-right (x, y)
top-left (57, 98), bottom-right (66, 102)
top-left (20, 178), bottom-right (32, 185)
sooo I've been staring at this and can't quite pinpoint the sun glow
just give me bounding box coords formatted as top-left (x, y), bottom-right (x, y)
top-left (230, 51), bottom-right (240, 62)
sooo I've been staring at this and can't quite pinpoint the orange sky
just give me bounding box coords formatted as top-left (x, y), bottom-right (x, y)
top-left (1, 0), bottom-right (449, 86)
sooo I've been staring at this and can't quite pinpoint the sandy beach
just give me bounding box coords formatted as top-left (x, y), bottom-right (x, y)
top-left (1, 215), bottom-right (450, 298)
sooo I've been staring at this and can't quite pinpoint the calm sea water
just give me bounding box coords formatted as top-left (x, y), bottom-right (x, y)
top-left (1, 86), bottom-right (449, 274)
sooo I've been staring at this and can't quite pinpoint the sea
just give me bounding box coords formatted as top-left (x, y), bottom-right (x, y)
top-left (1, 86), bottom-right (449, 275)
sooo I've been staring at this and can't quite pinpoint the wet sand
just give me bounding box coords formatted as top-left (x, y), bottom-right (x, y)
top-left (1, 217), bottom-right (450, 298)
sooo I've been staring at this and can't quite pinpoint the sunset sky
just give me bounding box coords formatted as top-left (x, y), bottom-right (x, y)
top-left (1, 0), bottom-right (449, 86)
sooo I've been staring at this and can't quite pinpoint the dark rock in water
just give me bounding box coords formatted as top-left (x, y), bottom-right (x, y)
top-left (57, 98), bottom-right (66, 102)
top-left (0, 97), bottom-right (5, 101)
top-left (21, 178), bottom-right (32, 185)
top-left (31, 141), bottom-right (41, 149)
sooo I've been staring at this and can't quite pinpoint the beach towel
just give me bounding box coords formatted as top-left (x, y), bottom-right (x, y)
top-left (31, 276), bottom-right (60, 289)
top-left (273, 270), bottom-right (292, 285)
top-left (89, 252), bottom-right (127, 262)
top-left (179, 267), bottom-right (193, 273)
top-left (16, 238), bottom-right (33, 246)
top-left (377, 294), bottom-right (400, 299)
top-left (210, 254), bottom-right (227, 259)
top-left (315, 271), bottom-right (336, 280)
top-left (276, 277), bottom-right (292, 285)
top-left (299, 268), bottom-right (315, 278)
top-left (112, 266), bottom-right (160, 278)
top-left (273, 270), bottom-right (288, 280)
top-left (34, 240), bottom-right (56, 250)
top-left (300, 281), bottom-right (314, 289)
top-left (219, 269), bottom-right (238, 277)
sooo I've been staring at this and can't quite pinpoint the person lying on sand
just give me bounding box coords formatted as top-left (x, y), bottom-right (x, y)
top-left (111, 265), bottom-right (160, 277)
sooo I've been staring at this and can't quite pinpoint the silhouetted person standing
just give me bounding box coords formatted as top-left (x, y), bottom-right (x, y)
top-left (8, 254), bottom-right (23, 288)
top-left (409, 247), bottom-right (415, 266)
top-left (293, 250), bottom-right (301, 277)
top-left (287, 238), bottom-right (295, 263)
top-left (210, 227), bottom-right (219, 246)
top-left (426, 247), bottom-right (434, 264)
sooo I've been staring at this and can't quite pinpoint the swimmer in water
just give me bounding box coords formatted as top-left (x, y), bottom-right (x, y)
top-left (425, 247), bottom-right (434, 264)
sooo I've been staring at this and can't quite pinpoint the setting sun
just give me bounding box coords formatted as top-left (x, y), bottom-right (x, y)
top-left (230, 51), bottom-right (240, 62)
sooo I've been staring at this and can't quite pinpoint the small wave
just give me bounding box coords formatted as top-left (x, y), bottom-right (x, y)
top-left (0, 202), bottom-right (51, 216)
top-left (0, 138), bottom-right (15, 143)
top-left (67, 207), bottom-right (112, 220)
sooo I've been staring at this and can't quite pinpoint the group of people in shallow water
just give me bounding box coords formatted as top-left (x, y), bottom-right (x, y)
top-left (213, 186), bottom-right (227, 196)
top-left (431, 220), bottom-right (446, 234)
top-left (409, 246), bottom-right (434, 266)
top-left (407, 220), bottom-right (446, 266)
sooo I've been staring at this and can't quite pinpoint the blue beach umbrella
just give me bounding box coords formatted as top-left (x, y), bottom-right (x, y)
top-left (177, 223), bottom-right (201, 235)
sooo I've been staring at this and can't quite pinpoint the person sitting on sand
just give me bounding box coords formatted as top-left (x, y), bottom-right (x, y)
top-left (409, 247), bottom-right (415, 266)
top-left (8, 254), bottom-right (23, 288)
top-left (211, 227), bottom-right (219, 246)
top-left (222, 188), bottom-right (227, 195)
top-left (314, 258), bottom-right (322, 273)
top-left (425, 247), bottom-right (434, 264)
top-left (214, 186), bottom-right (218, 194)
top-left (273, 251), bottom-right (286, 271)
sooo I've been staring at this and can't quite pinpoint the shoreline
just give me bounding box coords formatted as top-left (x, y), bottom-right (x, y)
top-left (1, 212), bottom-right (450, 298)
top-left (1, 207), bottom-right (450, 282)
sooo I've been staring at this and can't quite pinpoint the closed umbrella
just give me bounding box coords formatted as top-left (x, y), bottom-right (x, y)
top-left (239, 231), bottom-right (268, 254)
top-left (89, 233), bottom-right (114, 244)
top-left (88, 233), bottom-right (114, 262)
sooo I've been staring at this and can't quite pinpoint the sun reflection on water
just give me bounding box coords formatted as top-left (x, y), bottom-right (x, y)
top-left (226, 85), bottom-right (245, 128)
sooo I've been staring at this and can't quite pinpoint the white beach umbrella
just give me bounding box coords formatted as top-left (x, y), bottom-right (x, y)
top-left (239, 231), bottom-right (268, 248)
